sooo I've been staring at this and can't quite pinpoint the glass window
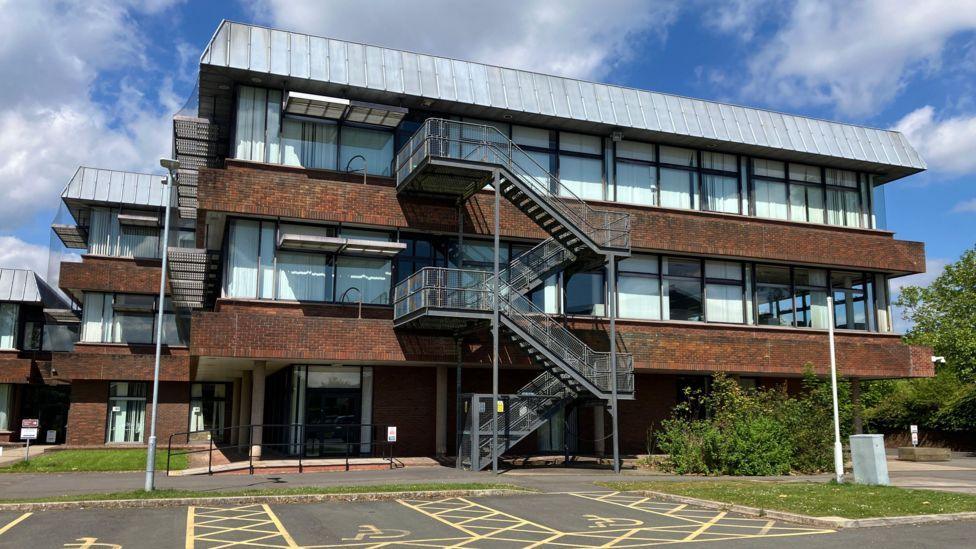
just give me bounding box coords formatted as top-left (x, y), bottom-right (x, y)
top-left (615, 161), bottom-right (656, 206)
top-left (106, 382), bottom-right (147, 443)
top-left (754, 179), bottom-right (788, 219)
top-left (831, 271), bottom-right (869, 330)
top-left (564, 270), bottom-right (605, 316)
top-left (225, 219), bottom-right (260, 298)
top-left (705, 261), bottom-right (744, 323)
top-left (753, 159), bottom-right (785, 178)
top-left (794, 268), bottom-right (829, 329)
top-left (559, 155), bottom-right (603, 200)
top-left (235, 86), bottom-right (280, 162)
top-left (277, 252), bottom-right (331, 301)
top-left (702, 152), bottom-right (737, 172)
top-left (618, 255), bottom-right (660, 320)
top-left (790, 184), bottom-right (825, 223)
top-left (616, 141), bottom-right (655, 162)
top-left (281, 118), bottom-right (338, 170)
top-left (0, 383), bottom-right (11, 431)
top-left (0, 303), bottom-right (17, 349)
top-left (663, 257), bottom-right (702, 321)
top-left (756, 265), bottom-right (793, 326)
top-left (827, 187), bottom-right (862, 227)
top-left (22, 321), bottom-right (42, 351)
top-left (512, 126), bottom-right (551, 149)
top-left (339, 125), bottom-right (394, 176)
top-left (789, 163), bottom-right (821, 183)
top-left (660, 168), bottom-right (697, 210)
top-left (559, 132), bottom-right (601, 155)
top-left (336, 257), bottom-right (391, 304)
top-left (659, 146), bottom-right (697, 167)
top-left (189, 383), bottom-right (227, 434)
top-left (119, 224), bottom-right (159, 258)
top-left (87, 207), bottom-right (160, 258)
top-left (702, 174), bottom-right (739, 214)
top-left (396, 235), bottom-right (451, 283)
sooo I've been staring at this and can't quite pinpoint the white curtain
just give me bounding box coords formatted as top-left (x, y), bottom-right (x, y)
top-left (754, 180), bottom-right (788, 219)
top-left (619, 275), bottom-right (660, 319)
top-left (88, 207), bottom-right (119, 256)
top-left (81, 293), bottom-right (111, 343)
top-left (559, 155), bottom-right (603, 200)
top-left (706, 284), bottom-right (744, 323)
top-left (660, 168), bottom-right (696, 209)
top-left (277, 252), bottom-right (329, 301)
top-left (259, 223), bottom-right (276, 299)
top-left (616, 162), bottom-right (656, 206)
top-left (0, 304), bottom-right (17, 349)
top-left (0, 383), bottom-right (11, 431)
top-left (282, 119), bottom-right (338, 170)
top-left (235, 86), bottom-right (268, 162)
top-left (225, 220), bottom-right (260, 298)
top-left (336, 257), bottom-right (392, 304)
top-left (340, 126), bottom-right (394, 176)
top-left (119, 225), bottom-right (159, 258)
top-left (702, 174), bottom-right (738, 213)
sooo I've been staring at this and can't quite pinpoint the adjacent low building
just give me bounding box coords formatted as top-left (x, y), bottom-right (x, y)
top-left (22, 20), bottom-right (933, 465)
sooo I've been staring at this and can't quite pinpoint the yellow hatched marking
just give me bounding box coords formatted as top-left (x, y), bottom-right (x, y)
top-left (187, 503), bottom-right (299, 548)
top-left (0, 512), bottom-right (31, 537)
top-left (683, 512), bottom-right (726, 541)
top-left (758, 519), bottom-right (776, 535)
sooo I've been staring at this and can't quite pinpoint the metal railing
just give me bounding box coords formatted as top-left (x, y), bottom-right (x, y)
top-left (165, 423), bottom-right (397, 476)
top-left (394, 267), bottom-right (634, 395)
top-left (504, 238), bottom-right (577, 293)
top-left (396, 118), bottom-right (630, 251)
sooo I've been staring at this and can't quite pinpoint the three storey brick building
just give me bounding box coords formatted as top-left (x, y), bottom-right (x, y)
top-left (5, 21), bottom-right (932, 464)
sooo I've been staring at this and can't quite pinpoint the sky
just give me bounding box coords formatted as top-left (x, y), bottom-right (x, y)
top-left (0, 0), bottom-right (973, 330)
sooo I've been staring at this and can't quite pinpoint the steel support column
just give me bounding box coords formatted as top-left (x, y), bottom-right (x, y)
top-left (491, 169), bottom-right (500, 474)
top-left (455, 336), bottom-right (463, 469)
top-left (609, 254), bottom-right (621, 473)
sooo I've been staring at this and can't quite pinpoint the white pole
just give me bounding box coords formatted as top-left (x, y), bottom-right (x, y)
top-left (145, 173), bottom-right (174, 492)
top-left (827, 295), bottom-right (844, 483)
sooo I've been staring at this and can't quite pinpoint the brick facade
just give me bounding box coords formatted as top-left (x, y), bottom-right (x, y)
top-left (52, 344), bottom-right (191, 382)
top-left (0, 351), bottom-right (32, 383)
top-left (66, 380), bottom-right (189, 446)
top-left (198, 162), bottom-right (925, 275)
top-left (59, 255), bottom-right (165, 296)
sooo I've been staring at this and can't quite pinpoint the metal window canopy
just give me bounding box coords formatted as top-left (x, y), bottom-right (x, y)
top-left (117, 210), bottom-right (161, 227)
top-left (277, 229), bottom-right (406, 257)
top-left (283, 91), bottom-right (406, 127)
top-left (199, 20), bottom-right (926, 183)
top-left (44, 308), bottom-right (81, 324)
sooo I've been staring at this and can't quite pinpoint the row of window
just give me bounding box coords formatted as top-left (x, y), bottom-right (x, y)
top-left (221, 220), bottom-right (889, 332)
top-left (232, 86), bottom-right (882, 230)
top-left (0, 303), bottom-right (78, 352)
top-left (81, 293), bottom-right (188, 346)
top-left (82, 207), bottom-right (195, 260)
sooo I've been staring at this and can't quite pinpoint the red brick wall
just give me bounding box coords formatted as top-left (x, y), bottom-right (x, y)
top-left (59, 256), bottom-right (166, 295)
top-left (193, 301), bottom-right (930, 379)
top-left (371, 365), bottom-right (437, 457)
top-left (198, 162), bottom-right (925, 274)
top-left (0, 351), bottom-right (32, 383)
top-left (52, 344), bottom-right (190, 381)
top-left (66, 380), bottom-right (189, 446)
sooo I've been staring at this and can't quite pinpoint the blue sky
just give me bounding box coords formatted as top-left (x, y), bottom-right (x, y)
top-left (1, 1), bottom-right (973, 324)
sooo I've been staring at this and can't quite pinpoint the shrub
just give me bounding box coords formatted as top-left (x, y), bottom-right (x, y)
top-left (653, 371), bottom-right (840, 475)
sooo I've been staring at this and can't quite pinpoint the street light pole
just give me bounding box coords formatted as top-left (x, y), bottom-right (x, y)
top-left (827, 295), bottom-right (844, 483)
top-left (145, 158), bottom-right (179, 492)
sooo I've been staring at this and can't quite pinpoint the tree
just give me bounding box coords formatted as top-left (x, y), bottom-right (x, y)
top-left (896, 247), bottom-right (976, 382)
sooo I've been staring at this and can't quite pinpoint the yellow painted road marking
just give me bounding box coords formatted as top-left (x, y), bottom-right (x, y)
top-left (684, 511), bottom-right (727, 541)
top-left (187, 503), bottom-right (299, 548)
top-left (0, 512), bottom-right (31, 537)
top-left (759, 519), bottom-right (776, 535)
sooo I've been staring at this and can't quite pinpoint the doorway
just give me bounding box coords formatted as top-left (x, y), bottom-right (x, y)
top-left (304, 387), bottom-right (361, 457)
top-left (19, 384), bottom-right (70, 444)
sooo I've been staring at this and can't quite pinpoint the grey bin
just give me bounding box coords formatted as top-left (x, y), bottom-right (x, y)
top-left (849, 434), bottom-right (890, 485)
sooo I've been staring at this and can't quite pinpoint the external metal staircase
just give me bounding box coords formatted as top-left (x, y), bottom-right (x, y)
top-left (392, 119), bottom-right (634, 470)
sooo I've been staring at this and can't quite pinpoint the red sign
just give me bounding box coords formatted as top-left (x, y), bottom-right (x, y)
top-left (21, 418), bottom-right (38, 429)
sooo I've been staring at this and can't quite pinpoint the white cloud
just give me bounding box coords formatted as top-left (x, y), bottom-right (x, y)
top-left (0, 236), bottom-right (50, 276)
top-left (245, 0), bottom-right (680, 80)
top-left (953, 198), bottom-right (976, 213)
top-left (0, 0), bottom-right (183, 231)
top-left (700, 0), bottom-right (784, 42)
top-left (724, 0), bottom-right (976, 117)
top-left (894, 105), bottom-right (976, 174)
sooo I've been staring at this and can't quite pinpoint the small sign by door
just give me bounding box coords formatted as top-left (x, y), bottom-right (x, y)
top-left (910, 425), bottom-right (919, 447)
top-left (46, 430), bottom-right (57, 444)
top-left (387, 426), bottom-right (397, 442)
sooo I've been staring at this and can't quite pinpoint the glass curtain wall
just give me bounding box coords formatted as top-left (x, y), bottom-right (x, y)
top-left (87, 207), bottom-right (160, 258)
top-left (0, 303), bottom-right (17, 349)
top-left (81, 293), bottom-right (186, 345)
top-left (558, 132), bottom-right (603, 200)
top-left (659, 146), bottom-right (699, 210)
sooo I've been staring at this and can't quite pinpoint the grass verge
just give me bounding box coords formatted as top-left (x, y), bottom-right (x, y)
top-left (0, 449), bottom-right (187, 473)
top-left (0, 482), bottom-right (526, 504)
top-left (599, 480), bottom-right (976, 519)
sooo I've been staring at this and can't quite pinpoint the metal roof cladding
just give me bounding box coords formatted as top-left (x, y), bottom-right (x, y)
top-left (199, 21), bottom-right (925, 182)
top-left (61, 167), bottom-right (168, 208)
top-left (0, 269), bottom-right (70, 307)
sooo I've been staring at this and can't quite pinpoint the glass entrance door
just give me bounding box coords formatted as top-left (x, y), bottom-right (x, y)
top-left (303, 388), bottom-right (361, 457)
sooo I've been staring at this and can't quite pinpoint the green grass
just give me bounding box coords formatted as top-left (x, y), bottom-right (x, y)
top-left (0, 449), bottom-right (187, 473)
top-left (0, 482), bottom-right (526, 504)
top-left (599, 480), bottom-right (976, 519)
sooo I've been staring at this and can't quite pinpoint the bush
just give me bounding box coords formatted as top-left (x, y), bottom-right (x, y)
top-left (653, 371), bottom-right (841, 475)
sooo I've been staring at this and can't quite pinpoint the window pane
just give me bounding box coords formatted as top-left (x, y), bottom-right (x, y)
top-left (259, 222), bottom-right (275, 299)
top-left (660, 146), bottom-right (696, 167)
top-left (795, 268), bottom-right (827, 287)
top-left (615, 161), bottom-right (656, 206)
top-left (795, 289), bottom-right (829, 328)
top-left (702, 174), bottom-right (738, 213)
top-left (113, 312), bottom-right (154, 344)
top-left (757, 265), bottom-right (790, 285)
top-left (752, 158), bottom-right (785, 179)
top-left (620, 254), bottom-right (659, 274)
top-left (660, 168), bottom-right (696, 209)
top-left (225, 219), bottom-right (259, 298)
top-left (340, 228), bottom-right (391, 242)
top-left (789, 163), bottom-right (821, 183)
top-left (235, 86), bottom-right (267, 161)
top-left (282, 119), bottom-right (338, 169)
top-left (619, 275), bottom-right (661, 319)
top-left (706, 283), bottom-right (744, 323)
top-left (559, 155), bottom-right (603, 200)
top-left (756, 285), bottom-right (794, 326)
top-left (513, 148), bottom-right (552, 192)
top-left (789, 184), bottom-right (807, 222)
top-left (616, 140), bottom-right (654, 162)
top-left (0, 303), bottom-right (17, 349)
top-left (754, 179), bottom-right (788, 219)
top-left (512, 125), bottom-right (550, 148)
top-left (564, 271), bottom-right (605, 316)
top-left (0, 384), bottom-right (11, 431)
top-left (807, 186), bottom-right (825, 224)
top-left (665, 257), bottom-right (701, 278)
top-left (705, 260), bottom-right (741, 280)
top-left (277, 252), bottom-right (330, 301)
top-left (701, 151), bottom-right (736, 172)
top-left (119, 225), bottom-right (159, 258)
top-left (340, 126), bottom-right (394, 176)
top-left (826, 168), bottom-right (857, 188)
top-left (336, 257), bottom-right (391, 304)
top-left (559, 132), bottom-right (601, 154)
top-left (664, 278), bottom-right (702, 321)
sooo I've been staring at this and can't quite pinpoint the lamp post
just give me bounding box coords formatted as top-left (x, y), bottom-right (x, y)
top-left (826, 295), bottom-right (844, 483)
top-left (145, 158), bottom-right (179, 492)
